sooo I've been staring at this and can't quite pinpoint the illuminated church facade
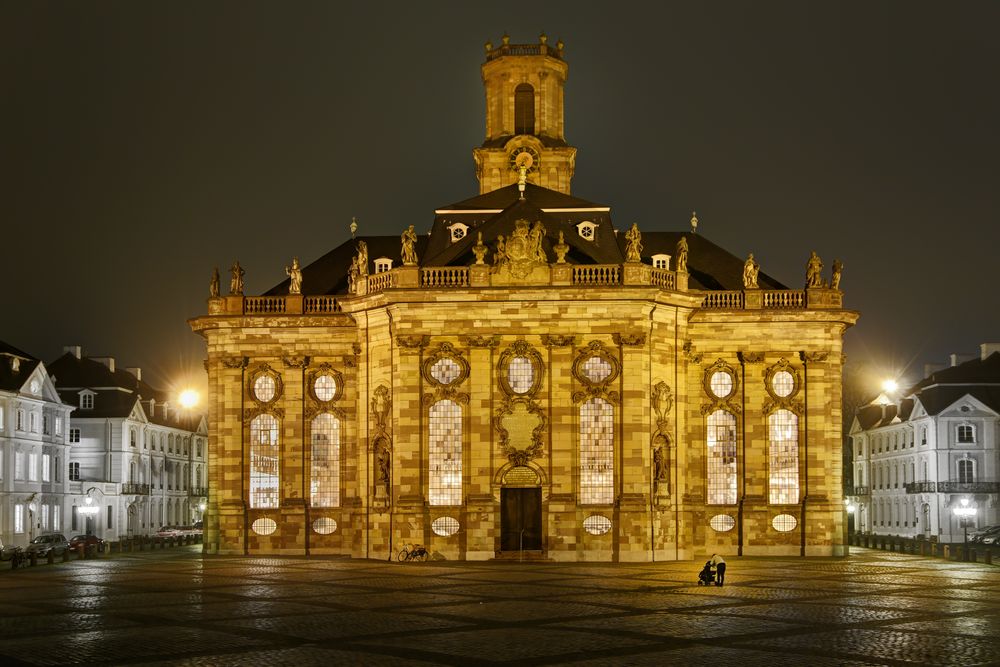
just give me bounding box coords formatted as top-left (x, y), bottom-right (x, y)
top-left (190, 36), bottom-right (857, 561)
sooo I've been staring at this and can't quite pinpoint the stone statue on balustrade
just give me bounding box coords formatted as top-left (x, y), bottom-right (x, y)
top-left (743, 253), bottom-right (759, 289)
top-left (356, 240), bottom-right (369, 276)
top-left (472, 232), bottom-right (488, 265)
top-left (401, 225), bottom-right (418, 266)
top-left (831, 259), bottom-right (843, 290)
top-left (229, 261), bottom-right (245, 295)
top-left (285, 257), bottom-right (302, 295)
top-left (625, 223), bottom-right (643, 262)
top-left (675, 236), bottom-right (689, 274)
top-left (209, 267), bottom-right (220, 298)
top-left (806, 251), bottom-right (824, 288)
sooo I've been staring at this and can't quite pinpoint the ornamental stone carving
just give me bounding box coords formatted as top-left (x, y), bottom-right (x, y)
top-left (572, 340), bottom-right (621, 404)
top-left (700, 358), bottom-right (742, 416)
top-left (651, 381), bottom-right (673, 430)
top-left (494, 398), bottom-right (547, 466)
top-left (396, 334), bottom-right (430, 349)
top-left (497, 340), bottom-right (544, 397)
top-left (739, 351), bottom-right (765, 364)
top-left (613, 332), bottom-right (646, 347)
top-left (461, 334), bottom-right (501, 348)
top-left (304, 363), bottom-right (345, 419)
top-left (763, 358), bottom-right (804, 415)
top-left (542, 334), bottom-right (576, 347)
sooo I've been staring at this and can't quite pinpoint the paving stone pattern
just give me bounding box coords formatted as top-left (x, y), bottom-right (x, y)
top-left (0, 547), bottom-right (998, 665)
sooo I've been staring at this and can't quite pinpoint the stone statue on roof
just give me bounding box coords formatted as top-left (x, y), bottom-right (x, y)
top-left (625, 223), bottom-right (643, 263)
top-left (285, 257), bottom-right (302, 295)
top-left (401, 225), bottom-right (418, 266)
top-left (356, 241), bottom-right (369, 276)
top-left (675, 237), bottom-right (688, 274)
top-left (209, 267), bottom-right (220, 298)
top-left (229, 261), bottom-right (245, 295)
top-left (831, 259), bottom-right (843, 290)
top-left (472, 232), bottom-right (488, 265)
top-left (806, 251), bottom-right (823, 288)
top-left (743, 253), bottom-right (759, 289)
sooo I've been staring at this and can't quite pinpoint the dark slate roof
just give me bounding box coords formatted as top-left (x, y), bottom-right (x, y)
top-left (265, 182), bottom-right (789, 294)
top-left (0, 340), bottom-right (40, 393)
top-left (856, 404), bottom-right (885, 430)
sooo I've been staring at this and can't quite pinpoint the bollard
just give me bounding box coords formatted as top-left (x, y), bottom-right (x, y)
top-left (985, 549), bottom-right (992, 565)
top-left (86, 544), bottom-right (96, 559)
top-left (47, 551), bottom-right (55, 565)
top-left (29, 553), bottom-right (37, 567)
top-left (77, 545), bottom-right (85, 560)
top-left (62, 548), bottom-right (71, 562)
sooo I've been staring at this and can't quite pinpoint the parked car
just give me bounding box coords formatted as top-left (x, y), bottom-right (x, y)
top-left (970, 525), bottom-right (1000, 544)
top-left (156, 526), bottom-right (181, 538)
top-left (24, 534), bottom-right (70, 558)
top-left (0, 537), bottom-right (21, 561)
top-left (980, 526), bottom-right (1000, 546)
top-left (69, 534), bottom-right (106, 552)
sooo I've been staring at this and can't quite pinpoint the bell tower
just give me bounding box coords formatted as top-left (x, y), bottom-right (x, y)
top-left (473, 33), bottom-right (577, 195)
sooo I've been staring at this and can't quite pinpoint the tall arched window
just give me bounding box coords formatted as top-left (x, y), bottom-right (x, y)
top-left (707, 410), bottom-right (737, 505)
top-left (580, 398), bottom-right (614, 505)
top-left (310, 413), bottom-right (341, 507)
top-left (768, 409), bottom-right (799, 504)
top-left (514, 83), bottom-right (535, 135)
top-left (429, 400), bottom-right (462, 506)
top-left (957, 458), bottom-right (974, 484)
top-left (249, 414), bottom-right (279, 508)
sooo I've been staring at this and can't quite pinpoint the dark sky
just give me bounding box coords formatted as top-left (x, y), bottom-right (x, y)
top-left (3, 2), bottom-right (998, 395)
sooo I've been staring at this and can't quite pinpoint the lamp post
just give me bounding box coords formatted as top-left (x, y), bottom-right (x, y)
top-left (953, 497), bottom-right (977, 561)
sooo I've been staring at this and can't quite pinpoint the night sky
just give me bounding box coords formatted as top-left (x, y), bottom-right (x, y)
top-left (3, 2), bottom-right (998, 396)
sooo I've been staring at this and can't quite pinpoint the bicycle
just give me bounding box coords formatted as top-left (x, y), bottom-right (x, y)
top-left (9, 548), bottom-right (26, 569)
top-left (396, 543), bottom-right (428, 562)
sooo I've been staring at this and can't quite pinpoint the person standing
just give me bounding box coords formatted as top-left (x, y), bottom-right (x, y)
top-left (710, 553), bottom-right (726, 586)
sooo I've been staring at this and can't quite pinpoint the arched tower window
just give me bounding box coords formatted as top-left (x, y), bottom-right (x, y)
top-left (514, 83), bottom-right (535, 135)
top-left (310, 413), bottom-right (341, 507)
top-left (580, 397), bottom-right (614, 505)
top-left (249, 414), bottom-right (279, 509)
top-left (768, 409), bottom-right (799, 504)
top-left (429, 400), bottom-right (462, 506)
top-left (707, 410), bottom-right (737, 505)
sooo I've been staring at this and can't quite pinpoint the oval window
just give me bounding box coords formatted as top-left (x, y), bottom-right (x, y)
top-left (251, 518), bottom-right (277, 536)
top-left (312, 517), bottom-right (337, 535)
top-left (772, 514), bottom-right (797, 532)
top-left (431, 516), bottom-right (460, 537)
top-left (430, 358), bottom-right (461, 385)
top-left (581, 356), bottom-right (612, 383)
top-left (772, 370), bottom-right (794, 398)
top-left (314, 375), bottom-right (337, 401)
top-left (253, 375), bottom-right (276, 402)
top-left (583, 515), bottom-right (612, 536)
top-left (709, 514), bottom-right (736, 532)
top-left (508, 356), bottom-right (535, 394)
top-left (709, 371), bottom-right (733, 398)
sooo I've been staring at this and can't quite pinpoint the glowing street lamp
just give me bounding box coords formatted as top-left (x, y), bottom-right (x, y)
top-left (179, 389), bottom-right (200, 410)
top-left (953, 497), bottom-right (977, 561)
top-left (881, 379), bottom-right (899, 394)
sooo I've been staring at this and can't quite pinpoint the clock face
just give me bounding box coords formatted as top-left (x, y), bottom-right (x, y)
top-left (509, 146), bottom-right (540, 173)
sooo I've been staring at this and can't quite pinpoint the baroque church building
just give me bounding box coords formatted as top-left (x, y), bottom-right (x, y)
top-left (191, 36), bottom-right (857, 561)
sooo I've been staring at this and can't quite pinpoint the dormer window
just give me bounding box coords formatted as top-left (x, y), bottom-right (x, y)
top-left (576, 221), bottom-right (597, 241)
top-left (448, 222), bottom-right (469, 243)
top-left (374, 257), bottom-right (393, 274)
top-left (80, 392), bottom-right (94, 410)
top-left (651, 254), bottom-right (671, 270)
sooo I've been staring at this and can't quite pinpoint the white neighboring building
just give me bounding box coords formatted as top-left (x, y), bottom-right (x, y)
top-left (0, 341), bottom-right (75, 549)
top-left (849, 344), bottom-right (1000, 541)
top-left (49, 347), bottom-right (207, 540)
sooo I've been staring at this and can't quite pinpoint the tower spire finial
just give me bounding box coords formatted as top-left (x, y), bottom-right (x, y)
top-left (350, 216), bottom-right (358, 238)
top-left (690, 211), bottom-right (698, 234)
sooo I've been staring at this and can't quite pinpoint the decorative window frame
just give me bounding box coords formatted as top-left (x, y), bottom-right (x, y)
top-left (576, 220), bottom-right (597, 241)
top-left (247, 363), bottom-right (283, 407)
top-left (651, 253), bottom-right (670, 270)
top-left (79, 391), bottom-right (95, 410)
top-left (448, 222), bottom-right (469, 243)
top-left (571, 340), bottom-right (621, 405)
top-left (956, 423), bottom-right (976, 444)
top-left (762, 358), bottom-right (803, 414)
top-left (373, 257), bottom-right (393, 273)
top-left (497, 340), bottom-right (544, 398)
top-left (421, 343), bottom-right (470, 405)
top-left (700, 358), bottom-right (742, 416)
top-left (305, 363), bottom-right (346, 418)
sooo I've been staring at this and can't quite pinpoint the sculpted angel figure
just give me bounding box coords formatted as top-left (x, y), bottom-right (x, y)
top-left (743, 253), bottom-right (759, 289)
top-left (530, 221), bottom-right (547, 262)
top-left (831, 259), bottom-right (843, 289)
top-left (209, 267), bottom-right (220, 298)
top-left (229, 261), bottom-right (245, 295)
top-left (675, 236), bottom-right (689, 273)
top-left (285, 257), bottom-right (302, 294)
top-left (806, 251), bottom-right (824, 288)
top-left (625, 223), bottom-right (643, 262)
top-left (492, 234), bottom-right (508, 271)
top-left (401, 225), bottom-right (418, 265)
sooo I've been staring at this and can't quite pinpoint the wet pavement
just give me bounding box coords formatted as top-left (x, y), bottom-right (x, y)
top-left (1, 547), bottom-right (998, 666)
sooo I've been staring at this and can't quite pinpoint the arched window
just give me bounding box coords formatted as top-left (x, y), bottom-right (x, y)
top-left (130, 429), bottom-right (137, 447)
top-left (768, 409), bottom-right (799, 504)
top-left (249, 414), bottom-right (279, 508)
top-left (957, 458), bottom-right (974, 484)
top-left (429, 400), bottom-right (462, 506)
top-left (310, 413), bottom-right (341, 507)
top-left (514, 83), bottom-right (535, 135)
top-left (957, 424), bottom-right (975, 443)
top-left (707, 410), bottom-right (737, 505)
top-left (580, 398), bottom-right (614, 505)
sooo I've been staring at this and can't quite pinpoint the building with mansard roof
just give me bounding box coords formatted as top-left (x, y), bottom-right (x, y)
top-left (849, 344), bottom-right (1000, 542)
top-left (191, 36), bottom-right (858, 561)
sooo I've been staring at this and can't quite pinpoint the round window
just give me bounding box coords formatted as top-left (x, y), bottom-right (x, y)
top-left (583, 515), bottom-right (612, 536)
top-left (772, 370), bottom-right (794, 398)
top-left (431, 516), bottom-right (460, 537)
top-left (508, 356), bottom-right (535, 394)
top-left (581, 356), bottom-right (612, 383)
top-left (430, 358), bottom-right (461, 385)
top-left (312, 517), bottom-right (337, 535)
top-left (709, 371), bottom-right (733, 398)
top-left (251, 518), bottom-right (277, 536)
top-left (772, 514), bottom-right (797, 532)
top-left (709, 514), bottom-right (736, 532)
top-left (314, 374), bottom-right (337, 401)
top-left (253, 375), bottom-right (276, 402)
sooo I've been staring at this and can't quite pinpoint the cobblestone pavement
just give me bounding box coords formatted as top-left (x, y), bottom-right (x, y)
top-left (1, 547), bottom-right (998, 666)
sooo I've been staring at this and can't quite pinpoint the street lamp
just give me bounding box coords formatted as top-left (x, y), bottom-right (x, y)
top-left (881, 379), bottom-right (899, 394)
top-left (953, 497), bottom-right (977, 561)
top-left (179, 389), bottom-right (200, 410)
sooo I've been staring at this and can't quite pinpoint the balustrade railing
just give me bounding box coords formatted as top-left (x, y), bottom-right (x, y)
top-left (121, 482), bottom-right (150, 495)
top-left (701, 291), bottom-right (744, 309)
top-left (904, 481), bottom-right (936, 494)
top-left (763, 290), bottom-right (806, 308)
top-left (853, 486), bottom-right (870, 496)
top-left (650, 268), bottom-right (675, 289)
top-left (244, 296), bottom-right (286, 314)
top-left (367, 271), bottom-right (394, 293)
top-left (304, 296), bottom-right (341, 313)
top-left (421, 267), bottom-right (470, 287)
top-left (189, 486), bottom-right (208, 497)
top-left (572, 264), bottom-right (620, 285)
top-left (937, 481), bottom-right (1000, 494)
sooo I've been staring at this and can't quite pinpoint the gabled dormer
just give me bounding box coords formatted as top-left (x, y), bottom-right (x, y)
top-left (79, 389), bottom-right (96, 411)
top-left (447, 222), bottom-right (470, 243)
top-left (576, 220), bottom-right (597, 241)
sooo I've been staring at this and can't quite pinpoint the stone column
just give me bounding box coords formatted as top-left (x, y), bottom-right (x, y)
top-left (543, 335), bottom-right (575, 561)
top-left (615, 333), bottom-right (652, 562)
top-left (392, 335), bottom-right (427, 556)
top-left (279, 356), bottom-right (308, 554)
top-left (214, 355), bottom-right (246, 555)
top-left (465, 336), bottom-right (498, 560)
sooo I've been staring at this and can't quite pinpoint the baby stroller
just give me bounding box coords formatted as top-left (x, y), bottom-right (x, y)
top-left (697, 560), bottom-right (715, 586)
